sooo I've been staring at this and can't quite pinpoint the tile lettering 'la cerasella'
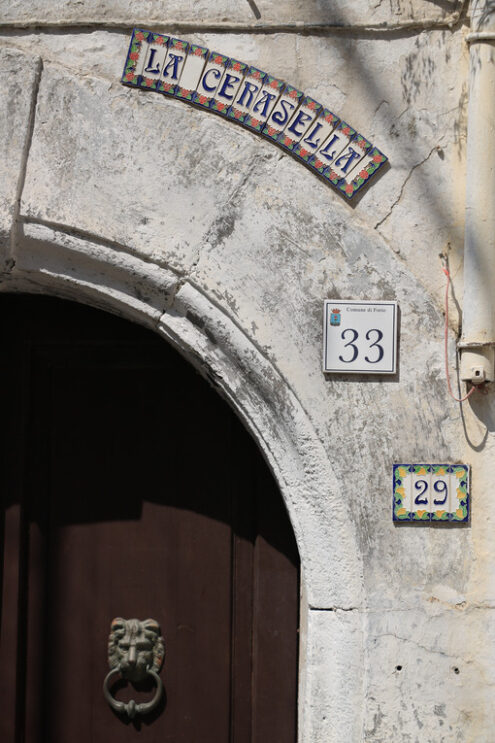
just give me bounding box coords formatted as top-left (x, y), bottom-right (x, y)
top-left (121, 28), bottom-right (388, 199)
top-left (195, 51), bottom-right (230, 109)
top-left (278, 96), bottom-right (322, 152)
top-left (210, 59), bottom-right (248, 116)
top-left (262, 85), bottom-right (304, 143)
top-left (175, 44), bottom-right (209, 103)
top-left (226, 66), bottom-right (267, 123)
top-left (243, 75), bottom-right (285, 133)
top-left (293, 108), bottom-right (340, 164)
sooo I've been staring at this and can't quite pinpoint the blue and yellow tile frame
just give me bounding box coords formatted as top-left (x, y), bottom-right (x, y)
top-left (393, 464), bottom-right (470, 523)
top-left (121, 28), bottom-right (388, 201)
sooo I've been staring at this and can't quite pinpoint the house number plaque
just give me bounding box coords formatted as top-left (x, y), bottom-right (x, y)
top-left (393, 464), bottom-right (470, 522)
top-left (323, 300), bottom-right (397, 374)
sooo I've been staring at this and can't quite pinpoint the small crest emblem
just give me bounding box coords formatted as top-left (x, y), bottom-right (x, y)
top-left (330, 309), bottom-right (341, 326)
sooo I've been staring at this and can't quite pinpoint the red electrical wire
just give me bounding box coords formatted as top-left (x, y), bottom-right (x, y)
top-left (442, 264), bottom-right (477, 402)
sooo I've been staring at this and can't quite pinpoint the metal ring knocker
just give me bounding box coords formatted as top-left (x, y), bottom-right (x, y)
top-left (103, 666), bottom-right (163, 720)
top-left (103, 617), bottom-right (165, 720)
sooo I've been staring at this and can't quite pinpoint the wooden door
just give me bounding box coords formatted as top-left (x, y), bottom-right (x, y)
top-left (0, 295), bottom-right (299, 743)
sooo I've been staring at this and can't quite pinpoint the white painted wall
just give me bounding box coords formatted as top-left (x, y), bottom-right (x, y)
top-left (1, 3), bottom-right (494, 740)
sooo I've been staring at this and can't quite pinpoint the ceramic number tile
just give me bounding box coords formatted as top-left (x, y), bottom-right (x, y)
top-left (308, 121), bottom-right (356, 178)
top-left (393, 465), bottom-right (413, 521)
top-left (194, 51), bottom-right (230, 109)
top-left (263, 84), bottom-right (304, 142)
top-left (338, 146), bottom-right (388, 199)
top-left (411, 464), bottom-right (431, 521)
top-left (244, 75), bottom-right (285, 133)
top-left (226, 66), bottom-right (266, 124)
top-left (210, 58), bottom-right (248, 116)
top-left (449, 465), bottom-right (470, 522)
top-left (121, 29), bottom-right (153, 87)
top-left (411, 465), bottom-right (432, 521)
top-left (278, 96), bottom-right (322, 152)
top-left (139, 32), bottom-right (170, 91)
top-left (393, 463), bottom-right (470, 523)
top-left (293, 107), bottom-right (340, 164)
top-left (175, 44), bottom-right (208, 103)
top-left (156, 37), bottom-right (189, 96)
top-left (429, 465), bottom-right (451, 522)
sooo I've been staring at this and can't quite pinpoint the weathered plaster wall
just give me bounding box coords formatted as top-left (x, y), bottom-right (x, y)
top-left (0, 0), bottom-right (466, 30)
top-left (0, 26), bottom-right (469, 314)
top-left (1, 2), bottom-right (494, 741)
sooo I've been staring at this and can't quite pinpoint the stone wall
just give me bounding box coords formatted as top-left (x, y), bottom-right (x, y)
top-left (2, 2), bottom-right (494, 741)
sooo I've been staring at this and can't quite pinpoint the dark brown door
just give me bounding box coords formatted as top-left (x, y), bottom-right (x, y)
top-left (0, 295), bottom-right (299, 743)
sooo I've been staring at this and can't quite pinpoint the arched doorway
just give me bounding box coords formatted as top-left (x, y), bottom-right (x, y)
top-left (0, 294), bottom-right (299, 743)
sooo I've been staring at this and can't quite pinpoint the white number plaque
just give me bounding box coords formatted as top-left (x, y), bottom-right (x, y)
top-left (323, 300), bottom-right (397, 374)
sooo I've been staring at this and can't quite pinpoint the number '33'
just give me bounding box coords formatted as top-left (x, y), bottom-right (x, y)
top-left (338, 328), bottom-right (384, 364)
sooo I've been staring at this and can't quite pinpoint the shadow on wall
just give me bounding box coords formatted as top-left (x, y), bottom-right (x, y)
top-left (0, 293), bottom-right (299, 566)
top-left (308, 2), bottom-right (469, 242)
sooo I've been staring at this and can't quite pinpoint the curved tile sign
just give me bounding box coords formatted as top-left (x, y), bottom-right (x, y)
top-left (121, 29), bottom-right (388, 200)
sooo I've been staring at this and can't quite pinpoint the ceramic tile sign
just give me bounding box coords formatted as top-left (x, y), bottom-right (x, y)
top-left (323, 300), bottom-right (397, 374)
top-left (121, 29), bottom-right (388, 200)
top-left (393, 464), bottom-right (470, 522)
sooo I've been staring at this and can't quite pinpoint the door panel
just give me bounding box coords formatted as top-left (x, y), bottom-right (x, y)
top-left (0, 295), bottom-right (299, 743)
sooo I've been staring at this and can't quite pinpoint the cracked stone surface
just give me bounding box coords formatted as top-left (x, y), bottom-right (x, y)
top-left (364, 605), bottom-right (495, 741)
top-left (17, 221), bottom-right (180, 326)
top-left (21, 61), bottom-right (281, 275)
top-left (6, 28), bottom-right (469, 318)
top-left (0, 0), bottom-right (465, 29)
top-left (303, 609), bottom-right (364, 742)
top-left (305, 601), bottom-right (495, 742)
top-left (0, 47), bottom-right (40, 265)
top-left (367, 30), bottom-right (469, 319)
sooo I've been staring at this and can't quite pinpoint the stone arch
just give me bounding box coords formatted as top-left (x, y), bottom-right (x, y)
top-left (7, 221), bottom-right (363, 609)
top-left (3, 219), bottom-right (365, 741)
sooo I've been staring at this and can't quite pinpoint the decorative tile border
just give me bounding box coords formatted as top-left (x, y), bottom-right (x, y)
top-left (121, 28), bottom-right (388, 200)
top-left (393, 464), bottom-right (470, 523)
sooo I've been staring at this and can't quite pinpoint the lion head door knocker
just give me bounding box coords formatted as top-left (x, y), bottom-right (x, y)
top-left (103, 618), bottom-right (165, 719)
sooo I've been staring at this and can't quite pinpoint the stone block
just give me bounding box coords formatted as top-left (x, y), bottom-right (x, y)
top-left (364, 606), bottom-right (495, 742)
top-left (16, 222), bottom-right (179, 326)
top-left (302, 609), bottom-right (363, 742)
top-left (0, 47), bottom-right (40, 265)
top-left (20, 62), bottom-right (280, 274)
top-left (0, 0), bottom-right (464, 30)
